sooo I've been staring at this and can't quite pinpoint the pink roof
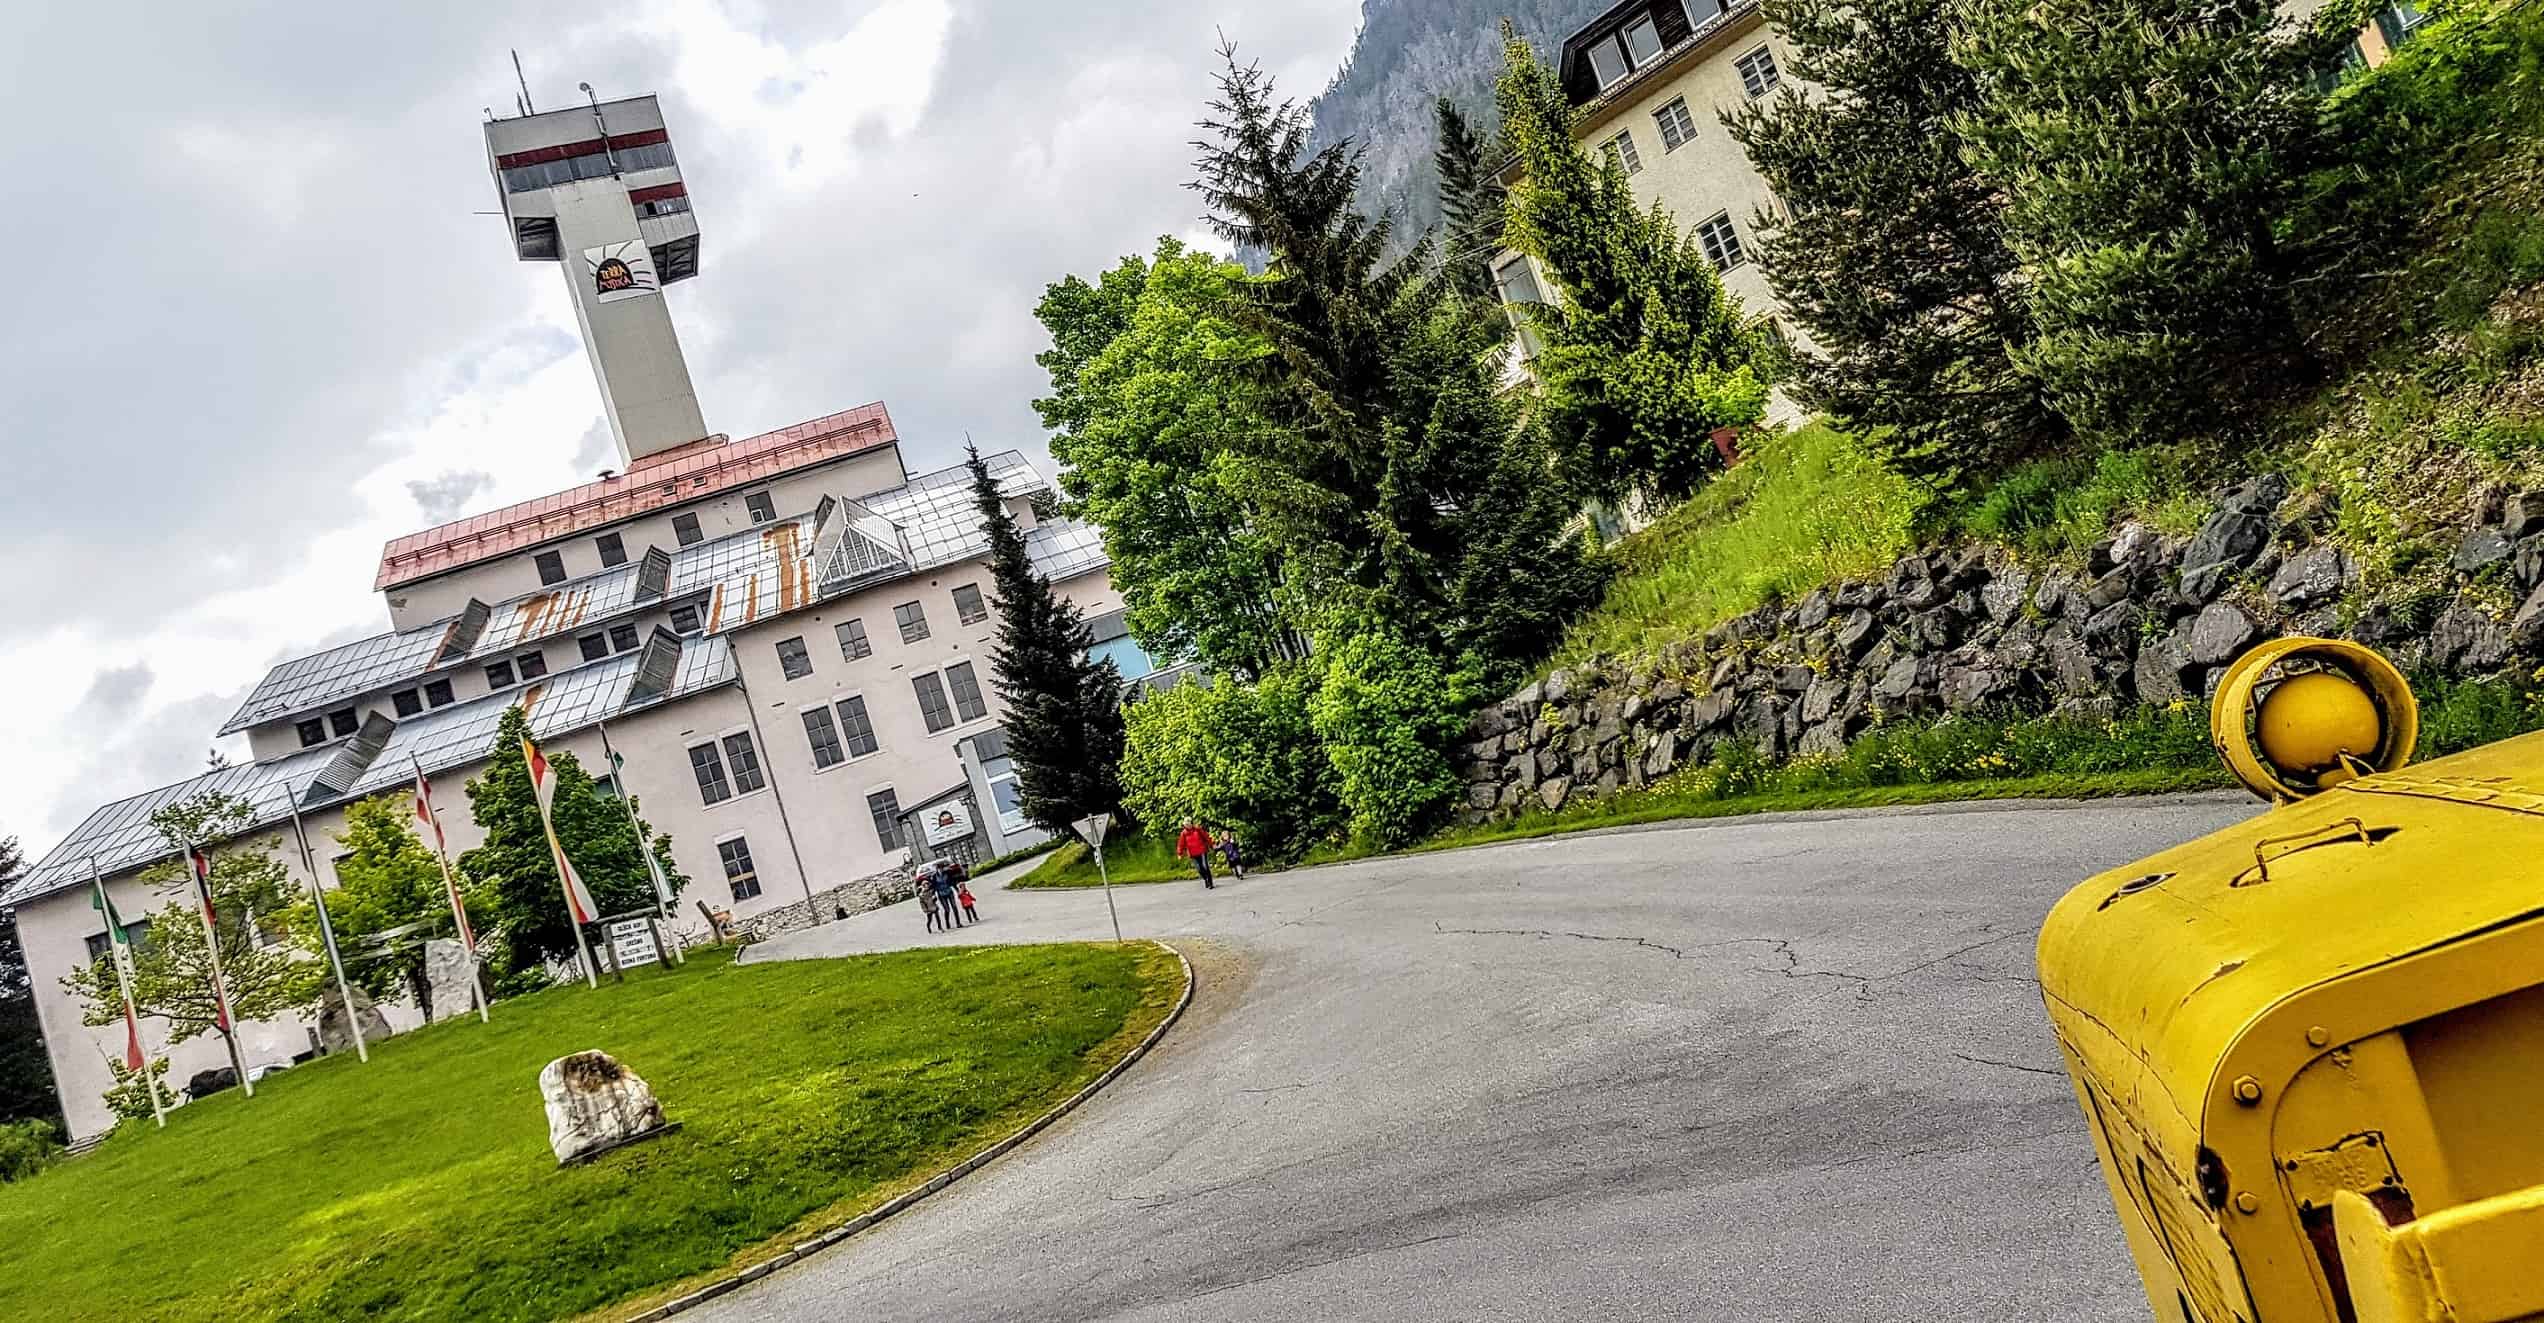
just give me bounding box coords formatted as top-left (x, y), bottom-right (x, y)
top-left (374, 402), bottom-right (900, 591)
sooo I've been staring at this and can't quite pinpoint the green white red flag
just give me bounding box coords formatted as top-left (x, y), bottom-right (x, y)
top-left (522, 737), bottom-right (600, 924)
top-left (186, 847), bottom-right (239, 1034)
top-left (88, 873), bottom-right (146, 1072)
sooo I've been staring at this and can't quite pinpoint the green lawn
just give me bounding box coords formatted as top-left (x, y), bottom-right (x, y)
top-left (1012, 836), bottom-right (1214, 889)
top-left (0, 942), bottom-right (1181, 1323)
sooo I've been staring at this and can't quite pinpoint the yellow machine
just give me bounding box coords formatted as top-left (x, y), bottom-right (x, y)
top-left (2038, 637), bottom-right (2544, 1323)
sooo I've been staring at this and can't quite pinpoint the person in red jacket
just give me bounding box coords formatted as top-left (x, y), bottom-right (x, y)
top-left (1175, 820), bottom-right (1216, 889)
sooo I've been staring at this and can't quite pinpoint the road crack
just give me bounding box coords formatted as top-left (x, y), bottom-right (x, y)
top-left (1952, 1052), bottom-right (2065, 1079)
top-left (1432, 923), bottom-right (1690, 959)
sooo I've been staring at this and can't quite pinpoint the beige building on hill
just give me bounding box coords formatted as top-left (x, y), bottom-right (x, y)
top-left (4, 91), bottom-right (1144, 1142)
top-left (1492, 0), bottom-right (2443, 372)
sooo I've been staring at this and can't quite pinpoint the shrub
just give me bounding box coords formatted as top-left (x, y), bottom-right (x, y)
top-left (0, 1118), bottom-right (63, 1182)
top-left (1307, 633), bottom-right (1471, 847)
top-left (1119, 666), bottom-right (1341, 860)
top-left (2414, 672), bottom-right (2544, 757)
top-left (1959, 448), bottom-right (2207, 557)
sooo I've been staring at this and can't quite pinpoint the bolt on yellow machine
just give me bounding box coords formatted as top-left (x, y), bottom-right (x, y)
top-left (2038, 637), bottom-right (2544, 1323)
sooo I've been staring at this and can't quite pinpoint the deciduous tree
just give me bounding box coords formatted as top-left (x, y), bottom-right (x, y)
top-left (295, 793), bottom-right (474, 1016)
top-left (1034, 240), bottom-right (1304, 676)
top-left (61, 793), bottom-right (320, 1047)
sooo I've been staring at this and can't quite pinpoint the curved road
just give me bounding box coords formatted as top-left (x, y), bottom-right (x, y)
top-left (716, 794), bottom-right (2257, 1322)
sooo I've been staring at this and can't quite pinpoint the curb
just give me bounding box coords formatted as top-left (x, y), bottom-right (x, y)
top-left (624, 942), bottom-right (1196, 1322)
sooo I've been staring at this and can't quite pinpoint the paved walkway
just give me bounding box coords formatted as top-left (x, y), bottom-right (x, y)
top-left (720, 793), bottom-right (2257, 1322)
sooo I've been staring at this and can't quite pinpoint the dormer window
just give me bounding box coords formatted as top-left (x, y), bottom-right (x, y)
top-left (296, 718), bottom-right (327, 748)
top-left (1584, 3), bottom-right (1686, 91)
top-left (328, 708), bottom-right (359, 738)
top-left (745, 491), bottom-right (777, 523)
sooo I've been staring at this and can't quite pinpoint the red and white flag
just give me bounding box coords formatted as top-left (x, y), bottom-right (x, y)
top-left (414, 767), bottom-right (476, 950)
top-left (186, 847), bottom-right (239, 1034)
top-left (523, 738), bottom-right (600, 924)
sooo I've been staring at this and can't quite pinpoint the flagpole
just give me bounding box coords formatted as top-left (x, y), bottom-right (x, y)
top-left (524, 738), bottom-right (601, 989)
top-left (412, 755), bottom-right (489, 1022)
top-left (287, 805), bottom-right (366, 1063)
top-left (178, 835), bottom-right (253, 1099)
top-left (87, 857), bottom-right (164, 1129)
top-left (596, 719), bottom-right (681, 965)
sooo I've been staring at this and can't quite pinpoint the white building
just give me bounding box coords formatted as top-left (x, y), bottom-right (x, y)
top-left (3, 91), bottom-right (1145, 1141)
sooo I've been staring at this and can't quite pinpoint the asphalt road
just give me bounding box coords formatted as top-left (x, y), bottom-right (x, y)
top-left (715, 793), bottom-right (2260, 1323)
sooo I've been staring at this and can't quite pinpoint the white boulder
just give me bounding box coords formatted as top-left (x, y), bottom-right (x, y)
top-left (540, 1050), bottom-right (671, 1165)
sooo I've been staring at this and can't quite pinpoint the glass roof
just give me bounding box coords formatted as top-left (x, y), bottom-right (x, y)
top-left (10, 637), bottom-right (737, 908)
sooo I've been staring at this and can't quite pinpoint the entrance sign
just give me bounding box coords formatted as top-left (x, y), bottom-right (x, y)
top-left (923, 801), bottom-right (976, 847)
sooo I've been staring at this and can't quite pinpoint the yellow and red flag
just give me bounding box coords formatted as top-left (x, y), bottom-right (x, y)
top-left (522, 738), bottom-right (600, 924)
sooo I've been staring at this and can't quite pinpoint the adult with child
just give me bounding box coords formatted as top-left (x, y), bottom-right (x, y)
top-left (1176, 820), bottom-right (1217, 889)
top-left (931, 860), bottom-right (966, 927)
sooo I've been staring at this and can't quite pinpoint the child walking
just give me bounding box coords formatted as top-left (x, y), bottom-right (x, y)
top-left (918, 880), bottom-right (944, 933)
top-left (957, 880), bottom-right (980, 924)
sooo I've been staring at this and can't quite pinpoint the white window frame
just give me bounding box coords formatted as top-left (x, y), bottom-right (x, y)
top-left (1695, 211), bottom-right (1746, 273)
top-left (1654, 97), bottom-right (1697, 152)
top-left (1735, 45), bottom-right (1780, 100)
top-left (986, 768), bottom-right (1029, 835)
top-left (713, 830), bottom-right (761, 902)
top-left (1603, 129), bottom-right (1643, 175)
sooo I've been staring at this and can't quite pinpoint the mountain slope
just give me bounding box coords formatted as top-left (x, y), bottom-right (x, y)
top-left (1305, 0), bottom-right (1616, 248)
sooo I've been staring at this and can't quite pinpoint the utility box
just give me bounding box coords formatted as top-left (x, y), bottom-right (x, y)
top-left (2039, 638), bottom-right (2544, 1323)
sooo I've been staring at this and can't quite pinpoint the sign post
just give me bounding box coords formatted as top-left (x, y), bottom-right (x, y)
top-left (1070, 814), bottom-right (1122, 946)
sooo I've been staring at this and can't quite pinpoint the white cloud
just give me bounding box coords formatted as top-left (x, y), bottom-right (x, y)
top-left (0, 0), bottom-right (1362, 858)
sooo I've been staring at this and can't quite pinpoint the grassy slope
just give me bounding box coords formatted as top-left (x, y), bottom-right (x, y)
top-left (1013, 837), bottom-right (1199, 889)
top-left (0, 943), bottom-right (1181, 1323)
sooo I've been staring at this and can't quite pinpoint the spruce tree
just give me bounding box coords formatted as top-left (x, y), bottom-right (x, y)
top-left (968, 447), bottom-right (1126, 833)
top-left (1433, 97), bottom-right (1502, 307)
top-left (1951, 0), bottom-right (2327, 447)
top-left (1728, 0), bottom-right (2060, 484)
top-left (1192, 46), bottom-right (1603, 675)
top-left (1496, 32), bottom-right (1770, 505)
top-left (458, 706), bottom-right (682, 976)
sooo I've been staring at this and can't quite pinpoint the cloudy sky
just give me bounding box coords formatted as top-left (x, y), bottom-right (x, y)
top-left (0, 1), bottom-right (1364, 858)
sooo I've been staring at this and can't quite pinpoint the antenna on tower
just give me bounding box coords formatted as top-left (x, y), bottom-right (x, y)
top-left (512, 50), bottom-right (535, 115)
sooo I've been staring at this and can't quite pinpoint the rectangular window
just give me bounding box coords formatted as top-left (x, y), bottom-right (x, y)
top-left (609, 621), bottom-right (640, 652)
top-left (1621, 14), bottom-right (1664, 64)
top-left (1654, 97), bottom-right (1697, 151)
top-left (989, 772), bottom-right (1026, 830)
top-left (1696, 212), bottom-right (1746, 272)
top-left (579, 633), bottom-right (610, 662)
top-left (596, 532), bottom-right (627, 567)
top-left (296, 718), bottom-right (327, 747)
top-left (836, 617), bottom-right (871, 661)
top-left (534, 550), bottom-right (567, 585)
top-left (2377, 2), bottom-right (2431, 49)
top-left (688, 741), bottom-right (733, 805)
top-left (837, 695), bottom-right (879, 756)
top-left (328, 708), bottom-right (359, 737)
top-left (801, 706), bottom-right (845, 769)
top-left (673, 512), bottom-right (703, 546)
top-left (722, 731), bottom-right (765, 794)
top-left (895, 600), bottom-right (929, 644)
top-left (1587, 34), bottom-right (1630, 88)
top-left (1603, 129), bottom-right (1642, 175)
top-left (484, 660), bottom-right (515, 690)
top-left (776, 636), bottom-right (812, 680)
top-left (913, 672), bottom-right (955, 733)
top-left (84, 921), bottom-right (149, 966)
top-left (953, 584), bottom-right (989, 625)
top-left (669, 603), bottom-right (703, 636)
top-left (392, 688), bottom-right (423, 717)
top-left (515, 651), bottom-right (548, 681)
top-left (424, 679), bottom-right (455, 708)
top-left (717, 837), bottom-right (762, 902)
top-left (1736, 45), bottom-right (1781, 99)
top-left (1495, 257), bottom-right (1547, 359)
top-left (946, 660), bottom-right (988, 723)
top-left (868, 788), bottom-right (904, 851)
top-left (745, 491), bottom-right (777, 523)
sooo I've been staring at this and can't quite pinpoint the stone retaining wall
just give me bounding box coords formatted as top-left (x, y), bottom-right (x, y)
top-left (735, 868), bottom-right (918, 942)
top-left (1457, 473), bottom-right (2536, 819)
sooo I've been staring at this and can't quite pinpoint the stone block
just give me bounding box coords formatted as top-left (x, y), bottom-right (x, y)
top-left (2184, 602), bottom-right (2259, 666)
top-left (542, 1050), bottom-right (671, 1166)
top-left (2268, 546), bottom-right (2352, 609)
top-left (2455, 527), bottom-right (2514, 575)
top-left (1539, 777), bottom-right (1570, 812)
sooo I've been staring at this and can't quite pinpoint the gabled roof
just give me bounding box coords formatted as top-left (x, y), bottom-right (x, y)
top-left (8, 636), bottom-right (738, 910)
top-left (373, 401), bottom-right (899, 591)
